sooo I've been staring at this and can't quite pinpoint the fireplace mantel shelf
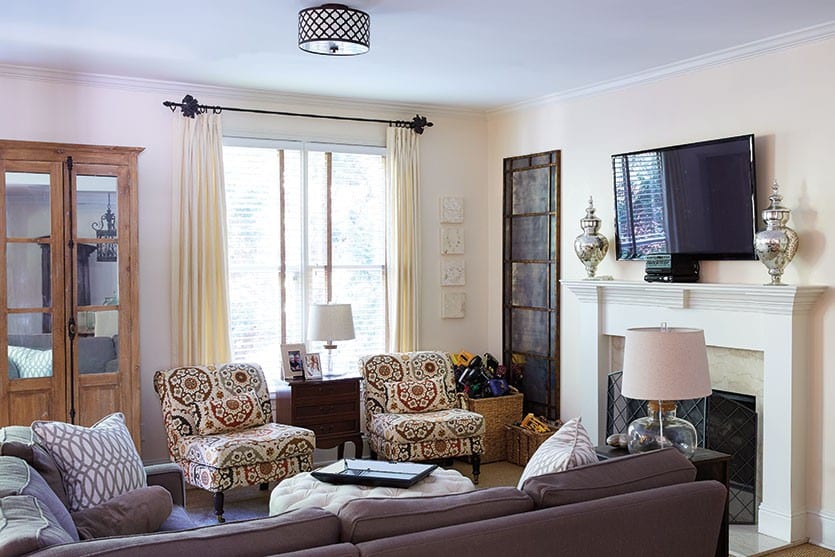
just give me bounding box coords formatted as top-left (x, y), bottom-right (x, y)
top-left (563, 280), bottom-right (826, 315)
top-left (563, 278), bottom-right (827, 544)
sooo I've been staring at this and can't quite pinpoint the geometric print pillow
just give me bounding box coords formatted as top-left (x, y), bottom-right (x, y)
top-left (8, 345), bottom-right (53, 378)
top-left (516, 416), bottom-right (598, 489)
top-left (194, 393), bottom-right (265, 435)
top-left (31, 412), bottom-right (146, 511)
top-left (384, 377), bottom-right (450, 414)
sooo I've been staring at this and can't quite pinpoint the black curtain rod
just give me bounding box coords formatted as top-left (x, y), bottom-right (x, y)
top-left (162, 95), bottom-right (434, 134)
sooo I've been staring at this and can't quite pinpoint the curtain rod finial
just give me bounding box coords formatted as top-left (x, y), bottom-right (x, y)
top-left (181, 95), bottom-right (201, 118)
top-left (410, 115), bottom-right (433, 135)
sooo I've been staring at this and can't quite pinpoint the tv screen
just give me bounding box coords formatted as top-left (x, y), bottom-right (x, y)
top-left (612, 134), bottom-right (757, 261)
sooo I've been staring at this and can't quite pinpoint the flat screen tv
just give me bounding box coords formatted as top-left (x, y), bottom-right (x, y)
top-left (612, 134), bottom-right (757, 261)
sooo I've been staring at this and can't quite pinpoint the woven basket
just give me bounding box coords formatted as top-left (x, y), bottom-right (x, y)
top-left (466, 393), bottom-right (524, 463)
top-left (504, 422), bottom-right (561, 466)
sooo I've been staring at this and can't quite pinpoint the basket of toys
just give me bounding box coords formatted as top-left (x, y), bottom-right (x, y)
top-left (505, 414), bottom-right (563, 466)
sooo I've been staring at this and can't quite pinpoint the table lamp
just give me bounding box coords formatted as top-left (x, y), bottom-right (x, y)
top-left (307, 303), bottom-right (355, 374)
top-left (621, 324), bottom-right (711, 458)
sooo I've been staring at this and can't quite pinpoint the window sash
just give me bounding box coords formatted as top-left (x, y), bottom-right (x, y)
top-left (224, 139), bottom-right (386, 387)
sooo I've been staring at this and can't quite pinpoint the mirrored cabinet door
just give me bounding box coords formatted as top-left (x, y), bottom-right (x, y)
top-left (0, 141), bottom-right (141, 447)
top-left (73, 168), bottom-right (126, 429)
top-left (3, 164), bottom-right (67, 424)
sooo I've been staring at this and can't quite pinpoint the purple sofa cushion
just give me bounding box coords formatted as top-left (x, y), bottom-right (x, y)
top-left (522, 447), bottom-right (696, 508)
top-left (338, 486), bottom-right (533, 543)
top-left (27, 507), bottom-right (340, 557)
top-left (71, 486), bottom-right (173, 539)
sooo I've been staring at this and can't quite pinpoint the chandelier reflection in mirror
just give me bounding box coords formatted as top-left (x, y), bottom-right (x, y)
top-left (91, 194), bottom-right (117, 262)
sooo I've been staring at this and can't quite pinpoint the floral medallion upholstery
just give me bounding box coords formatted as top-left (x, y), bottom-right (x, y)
top-left (153, 363), bottom-right (315, 520)
top-left (194, 393), bottom-right (266, 435)
top-left (384, 377), bottom-right (449, 414)
top-left (359, 352), bottom-right (484, 482)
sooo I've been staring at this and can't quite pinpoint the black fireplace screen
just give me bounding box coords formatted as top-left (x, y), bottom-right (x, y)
top-left (606, 371), bottom-right (758, 524)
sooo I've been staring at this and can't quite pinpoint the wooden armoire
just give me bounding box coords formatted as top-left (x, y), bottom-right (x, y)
top-left (0, 140), bottom-right (141, 448)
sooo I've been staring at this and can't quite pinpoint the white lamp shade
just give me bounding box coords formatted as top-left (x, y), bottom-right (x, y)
top-left (307, 303), bottom-right (355, 342)
top-left (621, 327), bottom-right (711, 401)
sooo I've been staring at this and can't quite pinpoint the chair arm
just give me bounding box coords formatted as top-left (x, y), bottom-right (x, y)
top-left (145, 462), bottom-right (186, 507)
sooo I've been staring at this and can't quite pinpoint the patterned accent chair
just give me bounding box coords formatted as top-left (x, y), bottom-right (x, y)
top-left (153, 363), bottom-right (315, 522)
top-left (359, 351), bottom-right (485, 483)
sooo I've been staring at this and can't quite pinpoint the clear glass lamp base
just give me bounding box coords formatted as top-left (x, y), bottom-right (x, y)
top-left (626, 401), bottom-right (698, 458)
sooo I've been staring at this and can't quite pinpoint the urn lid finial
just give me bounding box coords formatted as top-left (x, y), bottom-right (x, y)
top-left (766, 181), bottom-right (788, 212)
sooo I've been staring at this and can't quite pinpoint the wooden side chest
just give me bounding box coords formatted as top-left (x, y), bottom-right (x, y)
top-left (276, 376), bottom-right (363, 459)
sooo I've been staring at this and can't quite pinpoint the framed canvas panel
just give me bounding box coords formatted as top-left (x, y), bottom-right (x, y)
top-left (442, 292), bottom-right (466, 319)
top-left (440, 196), bottom-right (464, 223)
top-left (440, 225), bottom-right (465, 255)
top-left (441, 257), bottom-right (466, 286)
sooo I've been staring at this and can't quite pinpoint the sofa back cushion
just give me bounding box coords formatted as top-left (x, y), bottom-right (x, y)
top-left (0, 455), bottom-right (78, 540)
top-left (26, 507), bottom-right (340, 557)
top-left (77, 336), bottom-right (118, 374)
top-left (337, 487), bottom-right (533, 543)
top-left (0, 425), bottom-right (69, 507)
top-left (522, 447), bottom-right (696, 508)
top-left (354, 481), bottom-right (726, 557)
top-left (0, 495), bottom-right (76, 556)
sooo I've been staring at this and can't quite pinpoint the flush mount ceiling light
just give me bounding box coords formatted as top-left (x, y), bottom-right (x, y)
top-left (298, 3), bottom-right (370, 56)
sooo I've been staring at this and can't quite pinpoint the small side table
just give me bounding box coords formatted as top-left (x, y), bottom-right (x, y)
top-left (276, 375), bottom-right (363, 459)
top-left (595, 446), bottom-right (730, 557)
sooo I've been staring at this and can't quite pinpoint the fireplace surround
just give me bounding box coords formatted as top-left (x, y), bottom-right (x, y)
top-left (564, 280), bottom-right (825, 543)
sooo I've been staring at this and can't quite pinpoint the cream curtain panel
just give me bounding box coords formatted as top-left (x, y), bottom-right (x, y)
top-left (171, 112), bottom-right (232, 365)
top-left (386, 126), bottom-right (420, 352)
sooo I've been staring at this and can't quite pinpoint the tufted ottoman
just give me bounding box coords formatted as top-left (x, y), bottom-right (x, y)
top-left (269, 466), bottom-right (475, 515)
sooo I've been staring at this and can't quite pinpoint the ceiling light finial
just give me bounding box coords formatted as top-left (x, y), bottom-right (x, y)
top-left (298, 3), bottom-right (370, 56)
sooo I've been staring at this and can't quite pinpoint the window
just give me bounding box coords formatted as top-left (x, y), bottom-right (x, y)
top-left (223, 139), bottom-right (387, 388)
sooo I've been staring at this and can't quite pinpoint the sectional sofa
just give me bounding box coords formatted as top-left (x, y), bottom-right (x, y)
top-left (0, 423), bottom-right (726, 557)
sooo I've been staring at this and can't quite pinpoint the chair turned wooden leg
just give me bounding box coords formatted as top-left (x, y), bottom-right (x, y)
top-left (259, 483), bottom-right (269, 491)
top-left (213, 492), bottom-right (225, 523)
top-left (471, 454), bottom-right (481, 485)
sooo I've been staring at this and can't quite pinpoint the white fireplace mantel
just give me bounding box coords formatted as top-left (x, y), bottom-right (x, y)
top-left (563, 280), bottom-right (826, 543)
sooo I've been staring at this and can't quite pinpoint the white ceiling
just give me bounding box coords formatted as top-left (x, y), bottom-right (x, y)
top-left (1, 1), bottom-right (835, 110)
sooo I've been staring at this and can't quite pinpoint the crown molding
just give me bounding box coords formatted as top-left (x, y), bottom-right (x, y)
top-left (491, 20), bottom-right (835, 116)
top-left (0, 63), bottom-right (484, 121)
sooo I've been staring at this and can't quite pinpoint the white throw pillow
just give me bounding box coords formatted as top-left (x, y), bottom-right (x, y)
top-left (31, 412), bottom-right (146, 511)
top-left (8, 345), bottom-right (53, 378)
top-left (516, 416), bottom-right (598, 489)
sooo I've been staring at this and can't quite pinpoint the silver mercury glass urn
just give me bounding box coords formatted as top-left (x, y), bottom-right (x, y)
top-left (574, 196), bottom-right (611, 280)
top-left (754, 181), bottom-right (799, 286)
